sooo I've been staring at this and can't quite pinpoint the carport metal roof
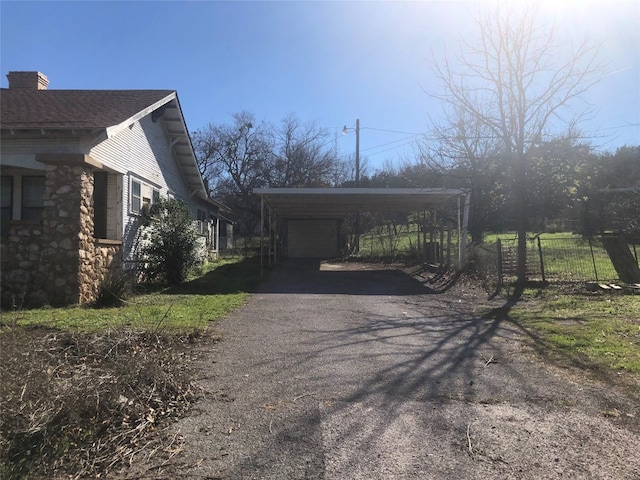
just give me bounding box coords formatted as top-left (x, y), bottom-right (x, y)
top-left (253, 187), bottom-right (467, 219)
top-left (254, 187), bottom-right (471, 272)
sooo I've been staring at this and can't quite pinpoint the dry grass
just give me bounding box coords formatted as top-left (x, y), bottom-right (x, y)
top-left (0, 256), bottom-right (262, 479)
top-left (0, 324), bottom-right (212, 479)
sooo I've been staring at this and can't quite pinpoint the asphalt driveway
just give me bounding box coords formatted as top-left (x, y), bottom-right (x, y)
top-left (167, 260), bottom-right (640, 479)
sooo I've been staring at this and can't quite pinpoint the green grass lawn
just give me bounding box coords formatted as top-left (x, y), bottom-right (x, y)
top-left (0, 256), bottom-right (262, 332)
top-left (509, 293), bottom-right (640, 373)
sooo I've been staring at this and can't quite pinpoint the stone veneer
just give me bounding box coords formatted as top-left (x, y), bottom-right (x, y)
top-left (1, 161), bottom-right (122, 307)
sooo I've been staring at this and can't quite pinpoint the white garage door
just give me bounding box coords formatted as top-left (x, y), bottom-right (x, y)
top-left (287, 219), bottom-right (338, 258)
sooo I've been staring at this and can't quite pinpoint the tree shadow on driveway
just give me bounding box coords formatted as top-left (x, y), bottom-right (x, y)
top-left (171, 260), bottom-right (640, 479)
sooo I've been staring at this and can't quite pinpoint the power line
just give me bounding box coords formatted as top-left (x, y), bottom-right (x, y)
top-left (337, 134), bottom-right (423, 159)
top-left (336, 121), bottom-right (640, 161)
top-left (361, 126), bottom-right (424, 136)
top-left (596, 123), bottom-right (640, 131)
top-left (337, 123), bottom-right (426, 159)
top-left (361, 134), bottom-right (421, 153)
top-left (366, 140), bottom-right (420, 158)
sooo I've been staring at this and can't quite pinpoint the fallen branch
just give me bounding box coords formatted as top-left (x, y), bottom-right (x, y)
top-left (467, 424), bottom-right (473, 456)
top-left (481, 354), bottom-right (495, 367)
top-left (293, 392), bottom-right (317, 402)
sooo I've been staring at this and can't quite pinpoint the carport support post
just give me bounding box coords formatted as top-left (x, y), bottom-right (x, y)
top-left (273, 212), bottom-right (277, 264)
top-left (268, 207), bottom-right (272, 266)
top-left (447, 226), bottom-right (452, 267)
top-left (458, 192), bottom-right (471, 270)
top-left (440, 225), bottom-right (444, 266)
top-left (260, 196), bottom-right (264, 277)
top-left (215, 214), bottom-right (220, 259)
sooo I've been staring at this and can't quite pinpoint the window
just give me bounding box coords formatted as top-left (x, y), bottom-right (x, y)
top-left (196, 208), bottom-right (208, 235)
top-left (21, 176), bottom-right (45, 222)
top-left (130, 177), bottom-right (159, 214)
top-left (131, 178), bottom-right (142, 213)
top-left (93, 172), bottom-right (108, 239)
top-left (1, 176), bottom-right (13, 236)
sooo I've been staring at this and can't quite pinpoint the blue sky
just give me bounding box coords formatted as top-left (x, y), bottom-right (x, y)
top-left (1, 1), bottom-right (638, 172)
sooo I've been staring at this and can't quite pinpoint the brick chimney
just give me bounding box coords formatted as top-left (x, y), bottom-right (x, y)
top-left (7, 71), bottom-right (49, 90)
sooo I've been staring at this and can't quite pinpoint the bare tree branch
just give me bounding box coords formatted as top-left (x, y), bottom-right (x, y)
top-left (428, 2), bottom-right (603, 283)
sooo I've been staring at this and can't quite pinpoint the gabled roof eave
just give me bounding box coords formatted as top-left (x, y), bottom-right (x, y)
top-left (104, 91), bottom-right (177, 139)
top-left (166, 92), bottom-right (209, 200)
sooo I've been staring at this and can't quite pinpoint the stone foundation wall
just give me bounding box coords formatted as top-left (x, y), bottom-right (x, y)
top-left (0, 222), bottom-right (43, 308)
top-left (93, 241), bottom-right (124, 295)
top-left (1, 161), bottom-right (123, 307)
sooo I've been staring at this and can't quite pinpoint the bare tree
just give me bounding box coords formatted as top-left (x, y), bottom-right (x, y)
top-left (430, 2), bottom-right (601, 285)
top-left (193, 112), bottom-right (344, 234)
top-left (421, 107), bottom-right (505, 244)
top-left (329, 158), bottom-right (353, 187)
top-left (271, 114), bottom-right (337, 187)
top-left (192, 111), bottom-right (274, 235)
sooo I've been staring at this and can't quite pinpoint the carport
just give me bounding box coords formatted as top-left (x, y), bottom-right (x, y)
top-left (253, 187), bottom-right (470, 271)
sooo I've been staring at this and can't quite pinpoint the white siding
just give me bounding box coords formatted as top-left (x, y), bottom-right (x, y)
top-left (288, 219), bottom-right (339, 258)
top-left (90, 116), bottom-right (191, 205)
top-left (88, 115), bottom-right (207, 261)
top-left (106, 173), bottom-right (122, 240)
top-left (89, 115), bottom-right (197, 245)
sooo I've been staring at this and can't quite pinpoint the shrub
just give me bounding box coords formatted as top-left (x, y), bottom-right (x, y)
top-left (141, 198), bottom-right (198, 285)
top-left (94, 266), bottom-right (131, 308)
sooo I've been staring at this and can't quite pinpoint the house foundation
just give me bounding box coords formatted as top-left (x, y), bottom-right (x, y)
top-left (1, 162), bottom-right (122, 307)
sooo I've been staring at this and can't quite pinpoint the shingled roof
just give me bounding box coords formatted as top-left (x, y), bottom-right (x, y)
top-left (0, 88), bottom-right (175, 130)
top-left (0, 71), bottom-right (221, 207)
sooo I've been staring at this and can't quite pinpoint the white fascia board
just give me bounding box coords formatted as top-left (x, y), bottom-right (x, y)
top-left (169, 93), bottom-right (208, 198)
top-left (104, 92), bottom-right (177, 139)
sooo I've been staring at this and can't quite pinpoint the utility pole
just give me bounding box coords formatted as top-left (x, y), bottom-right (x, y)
top-left (342, 118), bottom-right (361, 253)
top-left (355, 118), bottom-right (360, 252)
top-left (355, 118), bottom-right (360, 184)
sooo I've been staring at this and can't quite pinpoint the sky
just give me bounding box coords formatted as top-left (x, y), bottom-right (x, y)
top-left (1, 0), bottom-right (639, 172)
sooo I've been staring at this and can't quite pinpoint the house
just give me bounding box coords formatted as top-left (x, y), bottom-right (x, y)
top-left (0, 71), bottom-right (231, 306)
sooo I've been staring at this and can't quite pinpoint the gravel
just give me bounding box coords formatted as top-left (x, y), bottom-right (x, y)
top-left (158, 260), bottom-right (639, 479)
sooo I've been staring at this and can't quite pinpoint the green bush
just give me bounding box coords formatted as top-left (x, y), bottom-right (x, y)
top-left (93, 266), bottom-right (131, 308)
top-left (141, 198), bottom-right (198, 285)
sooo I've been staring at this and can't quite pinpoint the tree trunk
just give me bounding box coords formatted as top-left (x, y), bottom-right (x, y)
top-left (601, 236), bottom-right (640, 284)
top-left (516, 225), bottom-right (528, 284)
top-left (515, 153), bottom-right (529, 285)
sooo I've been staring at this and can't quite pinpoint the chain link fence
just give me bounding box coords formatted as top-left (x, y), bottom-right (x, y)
top-left (471, 236), bottom-right (640, 289)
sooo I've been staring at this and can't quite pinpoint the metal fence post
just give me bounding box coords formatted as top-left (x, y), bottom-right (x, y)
top-left (537, 237), bottom-right (546, 283)
top-left (497, 238), bottom-right (504, 288)
top-left (589, 238), bottom-right (599, 282)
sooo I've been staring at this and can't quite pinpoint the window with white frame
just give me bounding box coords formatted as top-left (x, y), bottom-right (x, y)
top-left (196, 208), bottom-right (207, 235)
top-left (130, 177), bottom-right (160, 214)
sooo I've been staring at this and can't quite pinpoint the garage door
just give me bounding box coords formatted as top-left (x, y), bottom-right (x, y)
top-left (287, 219), bottom-right (338, 258)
